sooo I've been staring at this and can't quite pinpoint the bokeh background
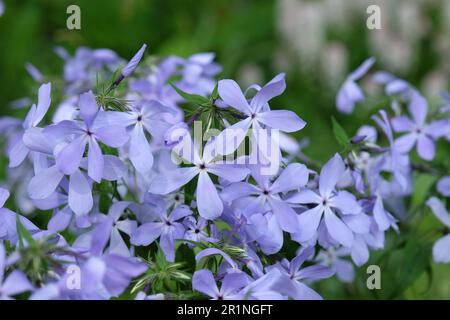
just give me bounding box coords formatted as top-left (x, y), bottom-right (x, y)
top-left (0, 0), bottom-right (449, 299)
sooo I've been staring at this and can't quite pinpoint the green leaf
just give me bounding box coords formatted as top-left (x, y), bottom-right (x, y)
top-left (211, 83), bottom-right (219, 100)
top-left (170, 83), bottom-right (209, 105)
top-left (16, 215), bottom-right (36, 248)
top-left (332, 117), bottom-right (350, 147)
top-left (412, 173), bottom-right (437, 207)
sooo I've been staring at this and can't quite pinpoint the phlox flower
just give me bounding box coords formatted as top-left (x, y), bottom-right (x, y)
top-left (192, 269), bottom-right (250, 300)
top-left (0, 243), bottom-right (33, 300)
top-left (131, 205), bottom-right (192, 262)
top-left (267, 247), bottom-right (334, 300)
top-left (288, 154), bottom-right (362, 247)
top-left (215, 73), bottom-right (305, 155)
top-left (148, 134), bottom-right (249, 219)
top-left (8, 83), bottom-right (51, 168)
top-left (97, 100), bottom-right (175, 173)
top-left (221, 163), bottom-right (310, 234)
top-left (336, 57), bottom-right (375, 114)
top-left (391, 90), bottom-right (450, 161)
top-left (44, 90), bottom-right (129, 182)
top-left (426, 197), bottom-right (450, 263)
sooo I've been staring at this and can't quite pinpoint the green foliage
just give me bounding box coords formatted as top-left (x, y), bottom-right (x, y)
top-left (332, 116), bottom-right (350, 148)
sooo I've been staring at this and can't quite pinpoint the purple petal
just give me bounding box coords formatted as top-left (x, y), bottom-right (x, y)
top-left (68, 169), bottom-right (93, 216)
top-left (335, 259), bottom-right (355, 283)
top-left (331, 190), bottom-right (361, 215)
top-left (102, 155), bottom-right (126, 181)
top-left (160, 231), bottom-right (176, 262)
top-left (427, 197), bottom-right (450, 228)
top-left (56, 135), bottom-right (87, 175)
top-left (128, 124), bottom-right (153, 173)
top-left (220, 182), bottom-right (259, 203)
top-left (351, 237), bottom-right (369, 266)
top-left (290, 246), bottom-right (314, 273)
top-left (417, 135), bottom-right (435, 161)
top-left (287, 189), bottom-right (321, 205)
top-left (218, 79), bottom-right (251, 114)
top-left (408, 91), bottom-right (428, 126)
top-left (319, 153), bottom-right (345, 197)
top-left (148, 167), bottom-right (199, 195)
top-left (221, 272), bottom-right (249, 297)
top-left (23, 127), bottom-right (57, 154)
top-left (79, 91), bottom-right (99, 128)
top-left (170, 205), bottom-right (192, 221)
top-left (292, 281), bottom-right (323, 300)
top-left (94, 125), bottom-right (129, 148)
top-left (250, 73), bottom-right (286, 112)
top-left (394, 133), bottom-right (416, 153)
top-left (298, 265), bottom-right (334, 281)
top-left (121, 44), bottom-right (147, 77)
top-left (8, 139), bottom-right (29, 168)
top-left (206, 164), bottom-right (249, 183)
top-left (196, 171), bottom-right (223, 219)
top-left (336, 82), bottom-right (363, 114)
top-left (90, 217), bottom-right (114, 256)
top-left (342, 213), bottom-right (371, 234)
top-left (437, 177), bottom-right (450, 197)
top-left (2, 270), bottom-right (33, 296)
top-left (268, 197), bottom-right (299, 233)
top-left (109, 228), bottom-right (131, 257)
top-left (433, 234), bottom-right (450, 263)
top-left (48, 207), bottom-right (73, 232)
top-left (391, 116), bottom-right (414, 132)
top-left (192, 269), bottom-right (219, 298)
top-left (256, 110), bottom-right (306, 132)
top-left (0, 188), bottom-right (10, 208)
top-left (44, 120), bottom-right (81, 139)
top-left (88, 138), bottom-right (104, 182)
top-left (324, 208), bottom-right (354, 247)
top-left (31, 83), bottom-right (51, 126)
top-left (373, 196), bottom-right (391, 231)
top-left (130, 222), bottom-right (163, 246)
top-left (294, 206), bottom-right (323, 242)
top-left (270, 163), bottom-right (309, 193)
top-left (348, 57), bottom-right (375, 81)
top-left (28, 165), bottom-right (64, 200)
top-left (426, 119), bottom-right (450, 139)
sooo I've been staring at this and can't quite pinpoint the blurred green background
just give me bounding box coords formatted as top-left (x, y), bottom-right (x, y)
top-left (0, 0), bottom-right (449, 299)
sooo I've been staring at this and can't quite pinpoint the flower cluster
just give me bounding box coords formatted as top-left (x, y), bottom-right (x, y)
top-left (0, 45), bottom-right (449, 300)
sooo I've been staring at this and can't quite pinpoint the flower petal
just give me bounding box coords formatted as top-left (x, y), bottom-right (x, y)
top-left (28, 165), bottom-right (64, 200)
top-left (192, 269), bottom-right (219, 299)
top-left (256, 110), bottom-right (306, 132)
top-left (294, 206), bottom-right (323, 242)
top-left (68, 169), bottom-right (93, 216)
top-left (94, 125), bottom-right (129, 148)
top-left (324, 208), bottom-right (354, 247)
top-left (270, 163), bottom-right (309, 194)
top-left (130, 222), bottom-right (163, 246)
top-left (128, 124), bottom-right (153, 173)
top-left (433, 234), bottom-right (450, 264)
top-left (218, 79), bottom-right (251, 114)
top-left (319, 153), bottom-right (345, 197)
top-left (197, 171), bottom-right (223, 219)
top-left (88, 138), bottom-right (104, 182)
top-left (148, 167), bottom-right (199, 195)
top-left (56, 135), bottom-right (87, 175)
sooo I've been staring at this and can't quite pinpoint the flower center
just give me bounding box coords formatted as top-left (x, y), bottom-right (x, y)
top-left (137, 115), bottom-right (143, 122)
